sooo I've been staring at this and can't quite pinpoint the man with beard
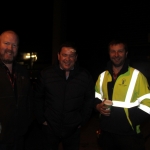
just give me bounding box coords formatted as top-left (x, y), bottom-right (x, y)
top-left (0, 30), bottom-right (32, 150)
top-left (94, 39), bottom-right (150, 150)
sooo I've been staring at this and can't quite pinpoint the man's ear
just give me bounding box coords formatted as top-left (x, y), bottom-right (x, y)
top-left (57, 53), bottom-right (60, 60)
top-left (75, 55), bottom-right (78, 61)
top-left (126, 51), bottom-right (128, 57)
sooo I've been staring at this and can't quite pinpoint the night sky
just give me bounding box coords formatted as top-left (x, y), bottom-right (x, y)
top-left (1, 1), bottom-right (150, 79)
top-left (65, 1), bottom-right (150, 79)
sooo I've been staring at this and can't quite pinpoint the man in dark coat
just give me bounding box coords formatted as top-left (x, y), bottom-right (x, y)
top-left (0, 30), bottom-right (33, 150)
top-left (34, 42), bottom-right (95, 150)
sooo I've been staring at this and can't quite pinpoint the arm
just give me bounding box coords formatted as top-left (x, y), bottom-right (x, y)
top-left (34, 70), bottom-right (47, 124)
top-left (80, 74), bottom-right (95, 127)
top-left (130, 73), bottom-right (150, 125)
top-left (94, 73), bottom-right (111, 116)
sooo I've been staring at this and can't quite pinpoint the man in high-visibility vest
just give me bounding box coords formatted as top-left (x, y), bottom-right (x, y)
top-left (95, 39), bottom-right (150, 150)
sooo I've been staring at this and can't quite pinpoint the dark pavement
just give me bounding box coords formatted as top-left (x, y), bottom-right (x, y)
top-left (24, 112), bottom-right (150, 150)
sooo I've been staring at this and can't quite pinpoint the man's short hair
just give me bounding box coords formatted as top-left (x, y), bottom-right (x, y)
top-left (59, 41), bottom-right (78, 54)
top-left (108, 39), bottom-right (128, 52)
top-left (0, 30), bottom-right (19, 44)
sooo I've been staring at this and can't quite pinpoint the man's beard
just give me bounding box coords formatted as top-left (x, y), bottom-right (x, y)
top-left (1, 59), bottom-right (14, 64)
top-left (0, 53), bottom-right (16, 64)
top-left (111, 60), bottom-right (125, 67)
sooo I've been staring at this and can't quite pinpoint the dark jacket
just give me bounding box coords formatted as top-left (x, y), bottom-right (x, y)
top-left (34, 64), bottom-right (95, 138)
top-left (0, 61), bottom-right (33, 144)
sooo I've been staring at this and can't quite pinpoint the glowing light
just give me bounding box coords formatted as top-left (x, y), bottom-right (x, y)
top-left (23, 53), bottom-right (37, 61)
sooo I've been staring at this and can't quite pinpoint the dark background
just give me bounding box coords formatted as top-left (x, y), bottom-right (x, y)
top-left (1, 0), bottom-right (150, 81)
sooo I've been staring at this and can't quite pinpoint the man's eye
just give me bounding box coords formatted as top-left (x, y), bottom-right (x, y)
top-left (70, 55), bottom-right (75, 58)
top-left (110, 51), bottom-right (115, 54)
top-left (62, 54), bottom-right (67, 57)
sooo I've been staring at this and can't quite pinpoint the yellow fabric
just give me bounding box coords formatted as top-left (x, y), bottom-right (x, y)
top-left (124, 108), bottom-right (134, 130)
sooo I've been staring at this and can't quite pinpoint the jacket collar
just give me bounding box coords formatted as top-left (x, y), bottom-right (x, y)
top-left (0, 60), bottom-right (17, 74)
top-left (54, 64), bottom-right (80, 79)
top-left (107, 59), bottom-right (129, 76)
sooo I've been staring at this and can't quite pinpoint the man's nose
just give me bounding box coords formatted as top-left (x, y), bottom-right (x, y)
top-left (115, 52), bottom-right (119, 57)
top-left (65, 56), bottom-right (70, 60)
top-left (7, 44), bottom-right (13, 50)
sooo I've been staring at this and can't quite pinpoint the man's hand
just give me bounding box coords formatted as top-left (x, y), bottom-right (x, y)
top-left (96, 102), bottom-right (111, 116)
top-left (43, 121), bottom-right (48, 125)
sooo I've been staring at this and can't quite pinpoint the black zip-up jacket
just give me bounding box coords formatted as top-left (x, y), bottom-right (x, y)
top-left (34, 64), bottom-right (95, 138)
top-left (0, 61), bottom-right (33, 144)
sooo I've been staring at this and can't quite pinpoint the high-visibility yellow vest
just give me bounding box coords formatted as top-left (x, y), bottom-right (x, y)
top-left (95, 67), bottom-right (150, 133)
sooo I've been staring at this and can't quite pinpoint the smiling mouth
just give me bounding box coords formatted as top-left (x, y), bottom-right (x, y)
top-left (113, 58), bottom-right (120, 61)
top-left (5, 51), bottom-right (13, 56)
top-left (64, 62), bottom-right (70, 66)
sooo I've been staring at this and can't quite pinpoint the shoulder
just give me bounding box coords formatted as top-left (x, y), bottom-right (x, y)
top-left (38, 65), bottom-right (57, 78)
top-left (77, 66), bottom-right (92, 77)
top-left (130, 66), bottom-right (148, 82)
top-left (41, 65), bottom-right (54, 73)
top-left (15, 63), bottom-right (29, 76)
top-left (130, 66), bottom-right (144, 76)
top-left (15, 63), bottom-right (31, 83)
top-left (97, 70), bottom-right (108, 77)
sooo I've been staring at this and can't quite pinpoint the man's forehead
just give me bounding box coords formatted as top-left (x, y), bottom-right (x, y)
top-left (2, 33), bottom-right (15, 38)
top-left (109, 44), bottom-right (125, 49)
top-left (62, 47), bottom-right (76, 53)
top-left (1, 33), bottom-right (18, 42)
top-left (69, 48), bottom-right (76, 53)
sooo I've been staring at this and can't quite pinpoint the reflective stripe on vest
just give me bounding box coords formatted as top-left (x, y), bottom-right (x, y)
top-left (95, 71), bottom-right (105, 100)
top-left (113, 69), bottom-right (139, 108)
top-left (138, 93), bottom-right (150, 114)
